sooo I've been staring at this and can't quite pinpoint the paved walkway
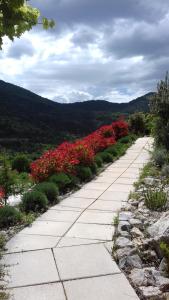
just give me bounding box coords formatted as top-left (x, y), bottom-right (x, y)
top-left (3, 137), bottom-right (152, 300)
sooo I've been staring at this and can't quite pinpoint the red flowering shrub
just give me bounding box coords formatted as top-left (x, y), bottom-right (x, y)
top-left (98, 125), bottom-right (115, 138)
top-left (112, 119), bottom-right (129, 139)
top-left (31, 120), bottom-right (129, 182)
top-left (0, 187), bottom-right (5, 207)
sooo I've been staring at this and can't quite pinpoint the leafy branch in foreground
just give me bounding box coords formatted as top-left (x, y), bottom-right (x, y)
top-left (0, 0), bottom-right (55, 48)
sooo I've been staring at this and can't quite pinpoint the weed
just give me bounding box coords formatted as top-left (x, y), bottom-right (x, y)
top-left (144, 188), bottom-right (168, 211)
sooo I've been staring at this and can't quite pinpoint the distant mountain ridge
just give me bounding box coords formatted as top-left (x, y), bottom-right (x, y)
top-left (0, 80), bottom-right (153, 151)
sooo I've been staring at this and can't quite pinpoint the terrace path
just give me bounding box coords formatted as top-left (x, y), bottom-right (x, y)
top-left (4, 137), bottom-right (153, 300)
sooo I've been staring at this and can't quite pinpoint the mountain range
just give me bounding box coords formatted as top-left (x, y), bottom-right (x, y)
top-left (0, 80), bottom-right (153, 152)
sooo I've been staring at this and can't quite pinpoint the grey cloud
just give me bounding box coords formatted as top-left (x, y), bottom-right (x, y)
top-left (7, 39), bottom-right (35, 58)
top-left (31, 0), bottom-right (169, 26)
top-left (102, 17), bottom-right (169, 59)
top-left (71, 27), bottom-right (100, 47)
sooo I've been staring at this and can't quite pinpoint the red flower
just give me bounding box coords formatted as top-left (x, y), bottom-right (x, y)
top-left (30, 119), bottom-right (129, 182)
top-left (0, 187), bottom-right (5, 208)
top-left (112, 119), bottom-right (129, 139)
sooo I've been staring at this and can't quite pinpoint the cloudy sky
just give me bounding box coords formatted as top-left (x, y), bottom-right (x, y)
top-left (1, 0), bottom-right (169, 103)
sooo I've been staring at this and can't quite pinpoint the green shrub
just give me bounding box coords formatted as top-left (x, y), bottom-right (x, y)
top-left (119, 136), bottom-right (130, 144)
top-left (150, 73), bottom-right (169, 150)
top-left (161, 164), bottom-right (169, 177)
top-left (76, 166), bottom-right (92, 181)
top-left (68, 174), bottom-right (80, 187)
top-left (129, 112), bottom-right (146, 135)
top-left (21, 190), bottom-right (48, 213)
top-left (90, 162), bottom-right (98, 174)
top-left (144, 189), bottom-right (168, 211)
top-left (99, 152), bottom-right (113, 163)
top-left (49, 173), bottom-right (71, 192)
top-left (106, 143), bottom-right (126, 157)
top-left (35, 182), bottom-right (59, 203)
top-left (0, 206), bottom-right (22, 229)
top-left (12, 154), bottom-right (30, 173)
top-left (152, 148), bottom-right (168, 167)
top-left (94, 155), bottom-right (103, 167)
top-left (104, 146), bottom-right (118, 156)
top-left (160, 242), bottom-right (169, 273)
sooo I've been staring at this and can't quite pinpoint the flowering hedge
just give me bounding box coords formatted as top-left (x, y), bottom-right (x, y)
top-left (0, 187), bottom-right (5, 207)
top-left (31, 119), bottom-right (129, 182)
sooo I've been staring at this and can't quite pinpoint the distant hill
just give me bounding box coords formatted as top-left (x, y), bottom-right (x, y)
top-left (0, 80), bottom-right (153, 152)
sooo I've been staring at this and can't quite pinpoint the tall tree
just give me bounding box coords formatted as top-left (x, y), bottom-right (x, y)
top-left (0, 0), bottom-right (55, 48)
top-left (150, 72), bottom-right (169, 149)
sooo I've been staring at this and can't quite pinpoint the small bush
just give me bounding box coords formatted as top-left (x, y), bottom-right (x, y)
top-left (153, 148), bottom-right (168, 168)
top-left (105, 146), bottom-right (118, 157)
top-left (35, 182), bottom-right (59, 203)
top-left (99, 152), bottom-right (113, 163)
top-left (119, 136), bottom-right (130, 144)
top-left (144, 189), bottom-right (168, 211)
top-left (12, 154), bottom-right (30, 173)
top-left (129, 112), bottom-right (146, 135)
top-left (0, 206), bottom-right (22, 229)
top-left (94, 155), bottom-right (103, 167)
top-left (68, 174), bottom-right (80, 187)
top-left (90, 162), bottom-right (98, 174)
top-left (76, 166), bottom-right (92, 181)
top-left (21, 190), bottom-right (48, 213)
top-left (160, 242), bottom-right (169, 273)
top-left (49, 173), bottom-right (71, 192)
top-left (161, 164), bottom-right (169, 177)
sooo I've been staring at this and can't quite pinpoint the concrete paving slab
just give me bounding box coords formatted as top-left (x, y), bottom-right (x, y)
top-left (122, 171), bottom-right (140, 179)
top-left (21, 221), bottom-right (71, 237)
top-left (115, 177), bottom-right (136, 185)
top-left (9, 283), bottom-right (66, 300)
top-left (6, 234), bottom-right (60, 253)
top-left (106, 167), bottom-right (127, 172)
top-left (53, 244), bottom-right (120, 281)
top-left (93, 176), bottom-right (118, 183)
top-left (3, 249), bottom-right (59, 288)
top-left (104, 241), bottom-right (114, 254)
top-left (50, 205), bottom-right (82, 212)
top-left (83, 182), bottom-right (110, 190)
top-left (57, 237), bottom-right (100, 247)
top-left (89, 200), bottom-right (123, 211)
top-left (77, 210), bottom-right (115, 225)
top-left (37, 209), bottom-right (81, 223)
top-left (99, 191), bottom-right (128, 201)
top-left (64, 273), bottom-right (139, 300)
top-left (58, 197), bottom-right (94, 209)
top-left (72, 189), bottom-right (103, 199)
top-left (66, 223), bottom-right (114, 241)
top-left (107, 184), bottom-right (134, 193)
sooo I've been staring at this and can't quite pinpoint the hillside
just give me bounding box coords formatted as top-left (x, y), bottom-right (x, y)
top-left (0, 80), bottom-right (153, 152)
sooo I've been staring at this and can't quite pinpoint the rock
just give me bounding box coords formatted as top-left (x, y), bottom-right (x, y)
top-left (118, 221), bottom-right (131, 232)
top-left (119, 211), bottom-right (133, 221)
top-left (144, 177), bottom-right (155, 186)
top-left (119, 254), bottom-right (142, 269)
top-left (139, 286), bottom-right (163, 299)
top-left (131, 227), bottom-right (144, 238)
top-left (129, 268), bottom-right (147, 286)
top-left (142, 250), bottom-right (158, 264)
top-left (159, 258), bottom-right (168, 273)
top-left (155, 275), bottom-right (169, 292)
top-left (147, 212), bottom-right (169, 238)
top-left (115, 237), bottom-right (133, 248)
top-left (129, 218), bottom-right (143, 229)
top-left (128, 199), bottom-right (139, 207)
top-left (116, 247), bottom-right (136, 260)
